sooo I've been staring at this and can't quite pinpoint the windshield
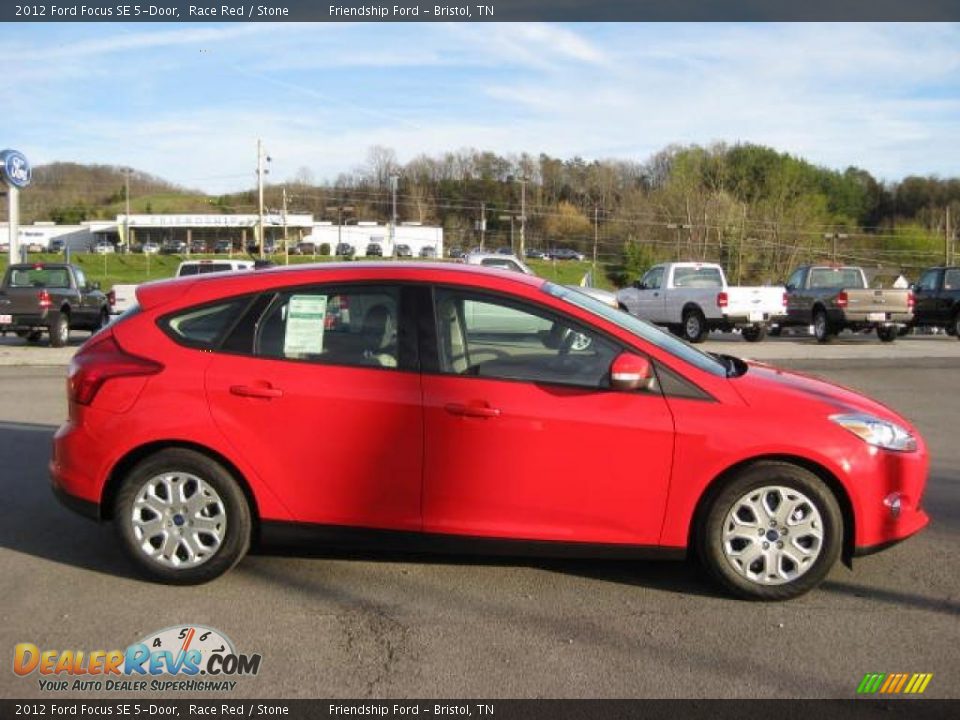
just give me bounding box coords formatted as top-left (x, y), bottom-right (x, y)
top-left (542, 282), bottom-right (727, 377)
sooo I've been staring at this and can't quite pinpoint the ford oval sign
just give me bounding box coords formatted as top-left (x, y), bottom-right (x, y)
top-left (0, 149), bottom-right (31, 189)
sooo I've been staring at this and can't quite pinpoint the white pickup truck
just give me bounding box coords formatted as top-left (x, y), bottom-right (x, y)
top-left (616, 262), bottom-right (786, 343)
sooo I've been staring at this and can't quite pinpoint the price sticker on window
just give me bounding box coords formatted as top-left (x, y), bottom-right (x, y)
top-left (284, 295), bottom-right (328, 356)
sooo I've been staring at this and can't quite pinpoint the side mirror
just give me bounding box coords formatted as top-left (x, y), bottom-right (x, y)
top-left (610, 352), bottom-right (652, 391)
top-left (91, 281), bottom-right (101, 290)
top-left (909, 283), bottom-right (918, 291)
top-left (633, 280), bottom-right (646, 290)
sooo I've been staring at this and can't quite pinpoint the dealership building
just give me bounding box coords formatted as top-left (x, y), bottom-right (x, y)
top-left (2, 214), bottom-right (444, 258)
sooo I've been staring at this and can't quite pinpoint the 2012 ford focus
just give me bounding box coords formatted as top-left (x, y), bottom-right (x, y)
top-left (50, 263), bottom-right (929, 599)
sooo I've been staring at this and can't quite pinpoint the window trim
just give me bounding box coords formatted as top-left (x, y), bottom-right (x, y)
top-left (157, 294), bottom-right (259, 351)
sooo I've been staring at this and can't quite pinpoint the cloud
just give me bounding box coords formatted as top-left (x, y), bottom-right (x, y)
top-left (1, 22), bottom-right (957, 193)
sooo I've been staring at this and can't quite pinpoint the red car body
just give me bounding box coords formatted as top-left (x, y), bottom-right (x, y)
top-left (50, 263), bottom-right (929, 593)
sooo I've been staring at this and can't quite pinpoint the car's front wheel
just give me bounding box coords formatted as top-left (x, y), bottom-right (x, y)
top-left (114, 448), bottom-right (251, 584)
top-left (697, 462), bottom-right (843, 600)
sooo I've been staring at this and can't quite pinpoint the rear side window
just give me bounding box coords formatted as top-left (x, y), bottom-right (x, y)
top-left (255, 287), bottom-right (401, 369)
top-left (161, 299), bottom-right (247, 349)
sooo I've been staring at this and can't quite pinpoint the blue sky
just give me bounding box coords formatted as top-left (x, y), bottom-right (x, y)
top-left (2, 22), bottom-right (958, 193)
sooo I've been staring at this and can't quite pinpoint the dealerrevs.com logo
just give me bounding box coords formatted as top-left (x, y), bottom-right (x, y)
top-left (13, 625), bottom-right (262, 692)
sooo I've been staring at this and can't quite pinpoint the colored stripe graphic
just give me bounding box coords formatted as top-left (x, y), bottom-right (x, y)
top-left (858, 673), bottom-right (932, 694)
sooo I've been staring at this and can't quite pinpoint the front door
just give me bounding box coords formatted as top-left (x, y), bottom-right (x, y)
top-left (421, 288), bottom-right (675, 546)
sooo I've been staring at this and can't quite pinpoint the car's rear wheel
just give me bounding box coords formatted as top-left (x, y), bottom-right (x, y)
top-left (952, 312), bottom-right (960, 339)
top-left (114, 449), bottom-right (251, 584)
top-left (49, 312), bottom-right (70, 348)
top-left (697, 462), bottom-right (842, 600)
top-left (742, 325), bottom-right (767, 343)
top-left (682, 308), bottom-right (708, 343)
top-left (813, 309), bottom-right (835, 343)
top-left (877, 325), bottom-right (898, 343)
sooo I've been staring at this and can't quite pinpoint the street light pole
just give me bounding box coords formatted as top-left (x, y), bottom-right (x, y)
top-left (257, 139), bottom-right (265, 260)
top-left (389, 174), bottom-right (399, 256)
top-left (824, 232), bottom-right (849, 264)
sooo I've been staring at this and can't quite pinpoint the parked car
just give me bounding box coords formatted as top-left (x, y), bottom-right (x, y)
top-left (448, 247), bottom-right (466, 259)
top-left (365, 242), bottom-right (383, 257)
top-left (139, 242), bottom-right (161, 255)
top-left (419, 246), bottom-right (437, 258)
top-left (213, 241), bottom-right (233, 254)
top-left (295, 242), bottom-right (319, 256)
top-left (92, 241), bottom-right (116, 255)
top-left (161, 241), bottom-right (186, 255)
top-left (395, 244), bottom-right (413, 258)
top-left (176, 260), bottom-right (255, 278)
top-left (0, 263), bottom-right (110, 346)
top-left (48, 239), bottom-right (65, 254)
top-left (617, 262), bottom-right (786, 343)
top-left (52, 263), bottom-right (929, 598)
top-left (495, 246), bottom-right (514, 255)
top-left (109, 284), bottom-right (138, 316)
top-left (550, 248), bottom-right (586, 261)
top-left (464, 252), bottom-right (618, 308)
top-left (335, 243), bottom-right (355, 257)
top-left (525, 248), bottom-right (548, 260)
top-left (910, 266), bottom-right (960, 338)
top-left (780, 265), bottom-right (913, 343)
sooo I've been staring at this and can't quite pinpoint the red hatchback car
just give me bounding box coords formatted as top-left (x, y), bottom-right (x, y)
top-left (51, 263), bottom-right (929, 599)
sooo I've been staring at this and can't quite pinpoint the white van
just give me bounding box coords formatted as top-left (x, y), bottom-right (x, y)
top-left (176, 259), bottom-right (255, 277)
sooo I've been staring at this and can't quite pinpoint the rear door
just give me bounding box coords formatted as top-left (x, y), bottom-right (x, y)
top-left (421, 287), bottom-right (675, 545)
top-left (203, 284), bottom-right (423, 530)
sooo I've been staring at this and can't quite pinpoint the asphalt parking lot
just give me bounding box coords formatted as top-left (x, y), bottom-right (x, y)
top-left (0, 332), bottom-right (958, 699)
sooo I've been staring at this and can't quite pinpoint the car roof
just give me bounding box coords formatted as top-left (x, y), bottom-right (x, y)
top-left (136, 261), bottom-right (547, 311)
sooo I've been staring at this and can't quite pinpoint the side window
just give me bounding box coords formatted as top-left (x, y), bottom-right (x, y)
top-left (73, 268), bottom-right (87, 289)
top-left (434, 289), bottom-right (619, 388)
top-left (162, 299), bottom-right (248, 349)
top-left (256, 286), bottom-right (400, 369)
top-left (944, 270), bottom-right (960, 290)
top-left (642, 267), bottom-right (663, 289)
top-left (786, 269), bottom-right (804, 289)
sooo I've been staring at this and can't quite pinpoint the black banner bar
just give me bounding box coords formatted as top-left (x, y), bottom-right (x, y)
top-left (4, 0), bottom-right (960, 22)
top-left (2, 700), bottom-right (960, 720)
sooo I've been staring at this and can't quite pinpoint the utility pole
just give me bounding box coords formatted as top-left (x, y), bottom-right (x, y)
top-left (667, 223), bottom-right (692, 259)
top-left (593, 205), bottom-right (599, 269)
top-left (256, 139), bottom-right (271, 259)
top-left (389, 174), bottom-right (399, 256)
top-left (282, 187), bottom-right (289, 265)
top-left (946, 206), bottom-right (952, 266)
top-left (824, 232), bottom-right (848, 264)
top-left (124, 168), bottom-right (132, 253)
top-left (519, 177), bottom-right (527, 258)
top-left (480, 202), bottom-right (486, 250)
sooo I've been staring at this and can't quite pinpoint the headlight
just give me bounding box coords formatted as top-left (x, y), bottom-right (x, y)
top-left (830, 413), bottom-right (917, 452)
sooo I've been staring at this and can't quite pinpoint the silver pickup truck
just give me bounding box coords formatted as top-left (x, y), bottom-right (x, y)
top-left (780, 265), bottom-right (914, 343)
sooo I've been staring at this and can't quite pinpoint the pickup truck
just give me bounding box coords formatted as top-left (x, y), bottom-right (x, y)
top-left (0, 263), bottom-right (110, 347)
top-left (615, 262), bottom-right (786, 343)
top-left (780, 265), bottom-right (913, 343)
top-left (911, 266), bottom-right (960, 338)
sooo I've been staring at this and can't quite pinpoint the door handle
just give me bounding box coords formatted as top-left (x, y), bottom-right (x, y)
top-left (230, 384), bottom-right (283, 399)
top-left (444, 403), bottom-right (501, 418)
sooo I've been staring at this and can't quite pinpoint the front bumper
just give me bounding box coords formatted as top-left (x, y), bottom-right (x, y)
top-left (850, 441), bottom-right (930, 552)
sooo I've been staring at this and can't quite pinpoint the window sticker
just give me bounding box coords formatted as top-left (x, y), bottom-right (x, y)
top-left (284, 294), bottom-right (328, 356)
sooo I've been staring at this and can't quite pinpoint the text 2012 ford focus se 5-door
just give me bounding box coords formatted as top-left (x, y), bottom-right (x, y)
top-left (51, 263), bottom-right (929, 599)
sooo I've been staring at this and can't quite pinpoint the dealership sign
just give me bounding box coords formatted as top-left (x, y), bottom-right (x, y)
top-left (0, 149), bottom-right (31, 189)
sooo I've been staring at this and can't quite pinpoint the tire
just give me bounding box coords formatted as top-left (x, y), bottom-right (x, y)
top-left (49, 312), bottom-right (70, 348)
top-left (682, 308), bottom-right (708, 344)
top-left (952, 313), bottom-right (960, 340)
top-left (113, 448), bottom-right (251, 584)
top-left (877, 326), bottom-right (898, 343)
top-left (769, 326), bottom-right (782, 337)
top-left (742, 325), bottom-right (767, 343)
top-left (96, 308), bottom-right (110, 332)
top-left (813, 309), bottom-right (835, 344)
top-left (697, 462), bottom-right (843, 601)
